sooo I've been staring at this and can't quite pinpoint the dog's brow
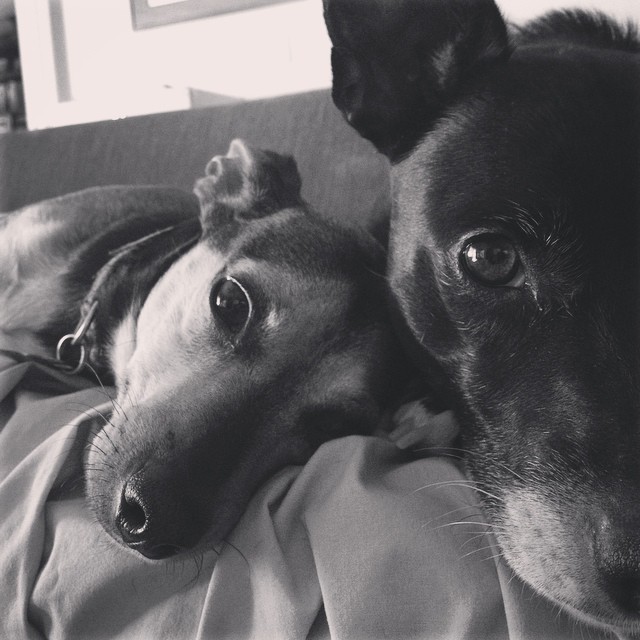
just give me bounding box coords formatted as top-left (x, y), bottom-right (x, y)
top-left (499, 202), bottom-right (576, 248)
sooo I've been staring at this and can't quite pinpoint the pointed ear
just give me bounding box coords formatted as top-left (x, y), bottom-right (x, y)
top-left (323, 0), bottom-right (509, 159)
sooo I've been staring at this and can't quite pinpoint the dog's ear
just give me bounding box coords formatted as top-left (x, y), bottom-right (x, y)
top-left (323, 0), bottom-right (509, 158)
top-left (195, 139), bottom-right (304, 237)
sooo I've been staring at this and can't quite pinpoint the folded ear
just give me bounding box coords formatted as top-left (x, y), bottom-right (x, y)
top-left (195, 139), bottom-right (303, 236)
top-left (323, 0), bottom-right (509, 158)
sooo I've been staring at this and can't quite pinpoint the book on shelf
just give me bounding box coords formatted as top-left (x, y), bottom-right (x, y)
top-left (0, 112), bottom-right (12, 134)
top-left (0, 55), bottom-right (25, 132)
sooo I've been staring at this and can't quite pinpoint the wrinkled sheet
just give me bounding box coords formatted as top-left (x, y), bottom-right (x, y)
top-left (0, 354), bottom-right (613, 639)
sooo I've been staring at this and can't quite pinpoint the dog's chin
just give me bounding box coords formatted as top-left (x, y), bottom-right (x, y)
top-left (494, 489), bottom-right (640, 638)
top-left (553, 601), bottom-right (640, 640)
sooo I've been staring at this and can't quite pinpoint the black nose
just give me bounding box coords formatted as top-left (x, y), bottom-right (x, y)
top-left (116, 474), bottom-right (183, 560)
top-left (117, 481), bottom-right (147, 540)
top-left (592, 511), bottom-right (640, 616)
top-left (599, 569), bottom-right (640, 616)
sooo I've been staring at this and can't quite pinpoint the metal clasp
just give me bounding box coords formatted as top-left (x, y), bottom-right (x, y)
top-left (55, 300), bottom-right (98, 375)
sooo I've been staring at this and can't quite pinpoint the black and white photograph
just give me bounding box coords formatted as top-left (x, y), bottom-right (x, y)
top-left (1, 0), bottom-right (639, 638)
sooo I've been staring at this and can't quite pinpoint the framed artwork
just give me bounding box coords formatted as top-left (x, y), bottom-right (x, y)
top-left (131, 0), bottom-right (300, 30)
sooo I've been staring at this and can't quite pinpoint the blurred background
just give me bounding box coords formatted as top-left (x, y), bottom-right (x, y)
top-left (0, 0), bottom-right (638, 132)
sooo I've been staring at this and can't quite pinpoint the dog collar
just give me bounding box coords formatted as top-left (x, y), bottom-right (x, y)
top-left (55, 299), bottom-right (98, 374)
top-left (53, 222), bottom-right (201, 378)
top-left (0, 226), bottom-right (188, 376)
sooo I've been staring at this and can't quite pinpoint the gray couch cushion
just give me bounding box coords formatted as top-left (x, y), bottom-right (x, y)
top-left (0, 90), bottom-right (390, 230)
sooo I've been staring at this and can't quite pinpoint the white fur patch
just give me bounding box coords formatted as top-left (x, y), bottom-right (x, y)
top-left (431, 41), bottom-right (457, 89)
top-left (118, 243), bottom-right (226, 403)
top-left (264, 309), bottom-right (281, 332)
top-left (108, 313), bottom-right (138, 386)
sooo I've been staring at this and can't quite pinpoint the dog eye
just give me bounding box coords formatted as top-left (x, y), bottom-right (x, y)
top-left (461, 234), bottom-right (523, 287)
top-left (210, 276), bottom-right (252, 336)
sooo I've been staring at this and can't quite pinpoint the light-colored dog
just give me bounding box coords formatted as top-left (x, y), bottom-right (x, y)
top-left (1, 140), bottom-right (411, 559)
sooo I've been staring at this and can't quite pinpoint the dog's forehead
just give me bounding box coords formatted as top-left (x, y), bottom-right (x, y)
top-left (125, 242), bottom-right (395, 409)
top-left (224, 210), bottom-right (386, 283)
top-left (135, 222), bottom-right (389, 351)
top-left (227, 254), bottom-right (386, 342)
top-left (395, 48), bottom-right (640, 246)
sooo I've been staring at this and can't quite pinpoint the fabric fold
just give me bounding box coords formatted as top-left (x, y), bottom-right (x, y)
top-left (0, 360), bottom-right (610, 639)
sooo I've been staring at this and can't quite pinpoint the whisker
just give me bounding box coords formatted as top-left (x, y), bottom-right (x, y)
top-left (82, 362), bottom-right (125, 418)
top-left (429, 445), bottom-right (528, 484)
top-left (460, 531), bottom-right (497, 549)
top-left (481, 552), bottom-right (506, 563)
top-left (432, 519), bottom-right (507, 532)
top-left (411, 479), bottom-right (480, 494)
top-left (406, 446), bottom-right (466, 462)
top-left (458, 543), bottom-right (500, 562)
top-left (84, 440), bottom-right (108, 457)
top-left (97, 426), bottom-right (120, 455)
top-left (412, 479), bottom-right (503, 505)
top-left (67, 402), bottom-right (115, 432)
top-left (421, 504), bottom-right (483, 528)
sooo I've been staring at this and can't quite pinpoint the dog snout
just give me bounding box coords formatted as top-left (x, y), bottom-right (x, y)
top-left (116, 468), bottom-right (197, 560)
top-left (592, 509), bottom-right (640, 616)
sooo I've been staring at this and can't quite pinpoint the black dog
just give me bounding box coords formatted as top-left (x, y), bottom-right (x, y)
top-left (324, 0), bottom-right (640, 633)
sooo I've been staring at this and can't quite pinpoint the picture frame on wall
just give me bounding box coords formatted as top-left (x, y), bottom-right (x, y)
top-left (130, 0), bottom-right (300, 30)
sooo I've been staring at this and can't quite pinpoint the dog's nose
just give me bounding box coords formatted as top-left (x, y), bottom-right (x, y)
top-left (599, 568), bottom-right (640, 616)
top-left (592, 511), bottom-right (640, 616)
top-left (116, 473), bottom-right (184, 560)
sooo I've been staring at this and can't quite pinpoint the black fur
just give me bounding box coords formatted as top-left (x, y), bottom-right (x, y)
top-left (324, 0), bottom-right (640, 631)
top-left (514, 10), bottom-right (640, 51)
top-left (35, 187), bottom-right (201, 377)
top-left (79, 219), bottom-right (201, 376)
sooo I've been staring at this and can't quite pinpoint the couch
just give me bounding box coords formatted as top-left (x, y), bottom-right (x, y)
top-left (0, 90), bottom-right (390, 231)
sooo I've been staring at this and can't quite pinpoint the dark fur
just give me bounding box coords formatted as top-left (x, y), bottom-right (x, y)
top-left (34, 187), bottom-right (201, 377)
top-left (324, 0), bottom-right (640, 632)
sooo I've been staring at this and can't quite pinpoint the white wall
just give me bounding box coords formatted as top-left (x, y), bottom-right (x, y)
top-left (14, 0), bottom-right (640, 130)
top-left (60, 0), bottom-right (330, 102)
top-left (16, 0), bottom-right (331, 128)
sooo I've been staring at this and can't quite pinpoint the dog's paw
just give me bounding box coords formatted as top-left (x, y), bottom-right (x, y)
top-left (388, 400), bottom-right (459, 452)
